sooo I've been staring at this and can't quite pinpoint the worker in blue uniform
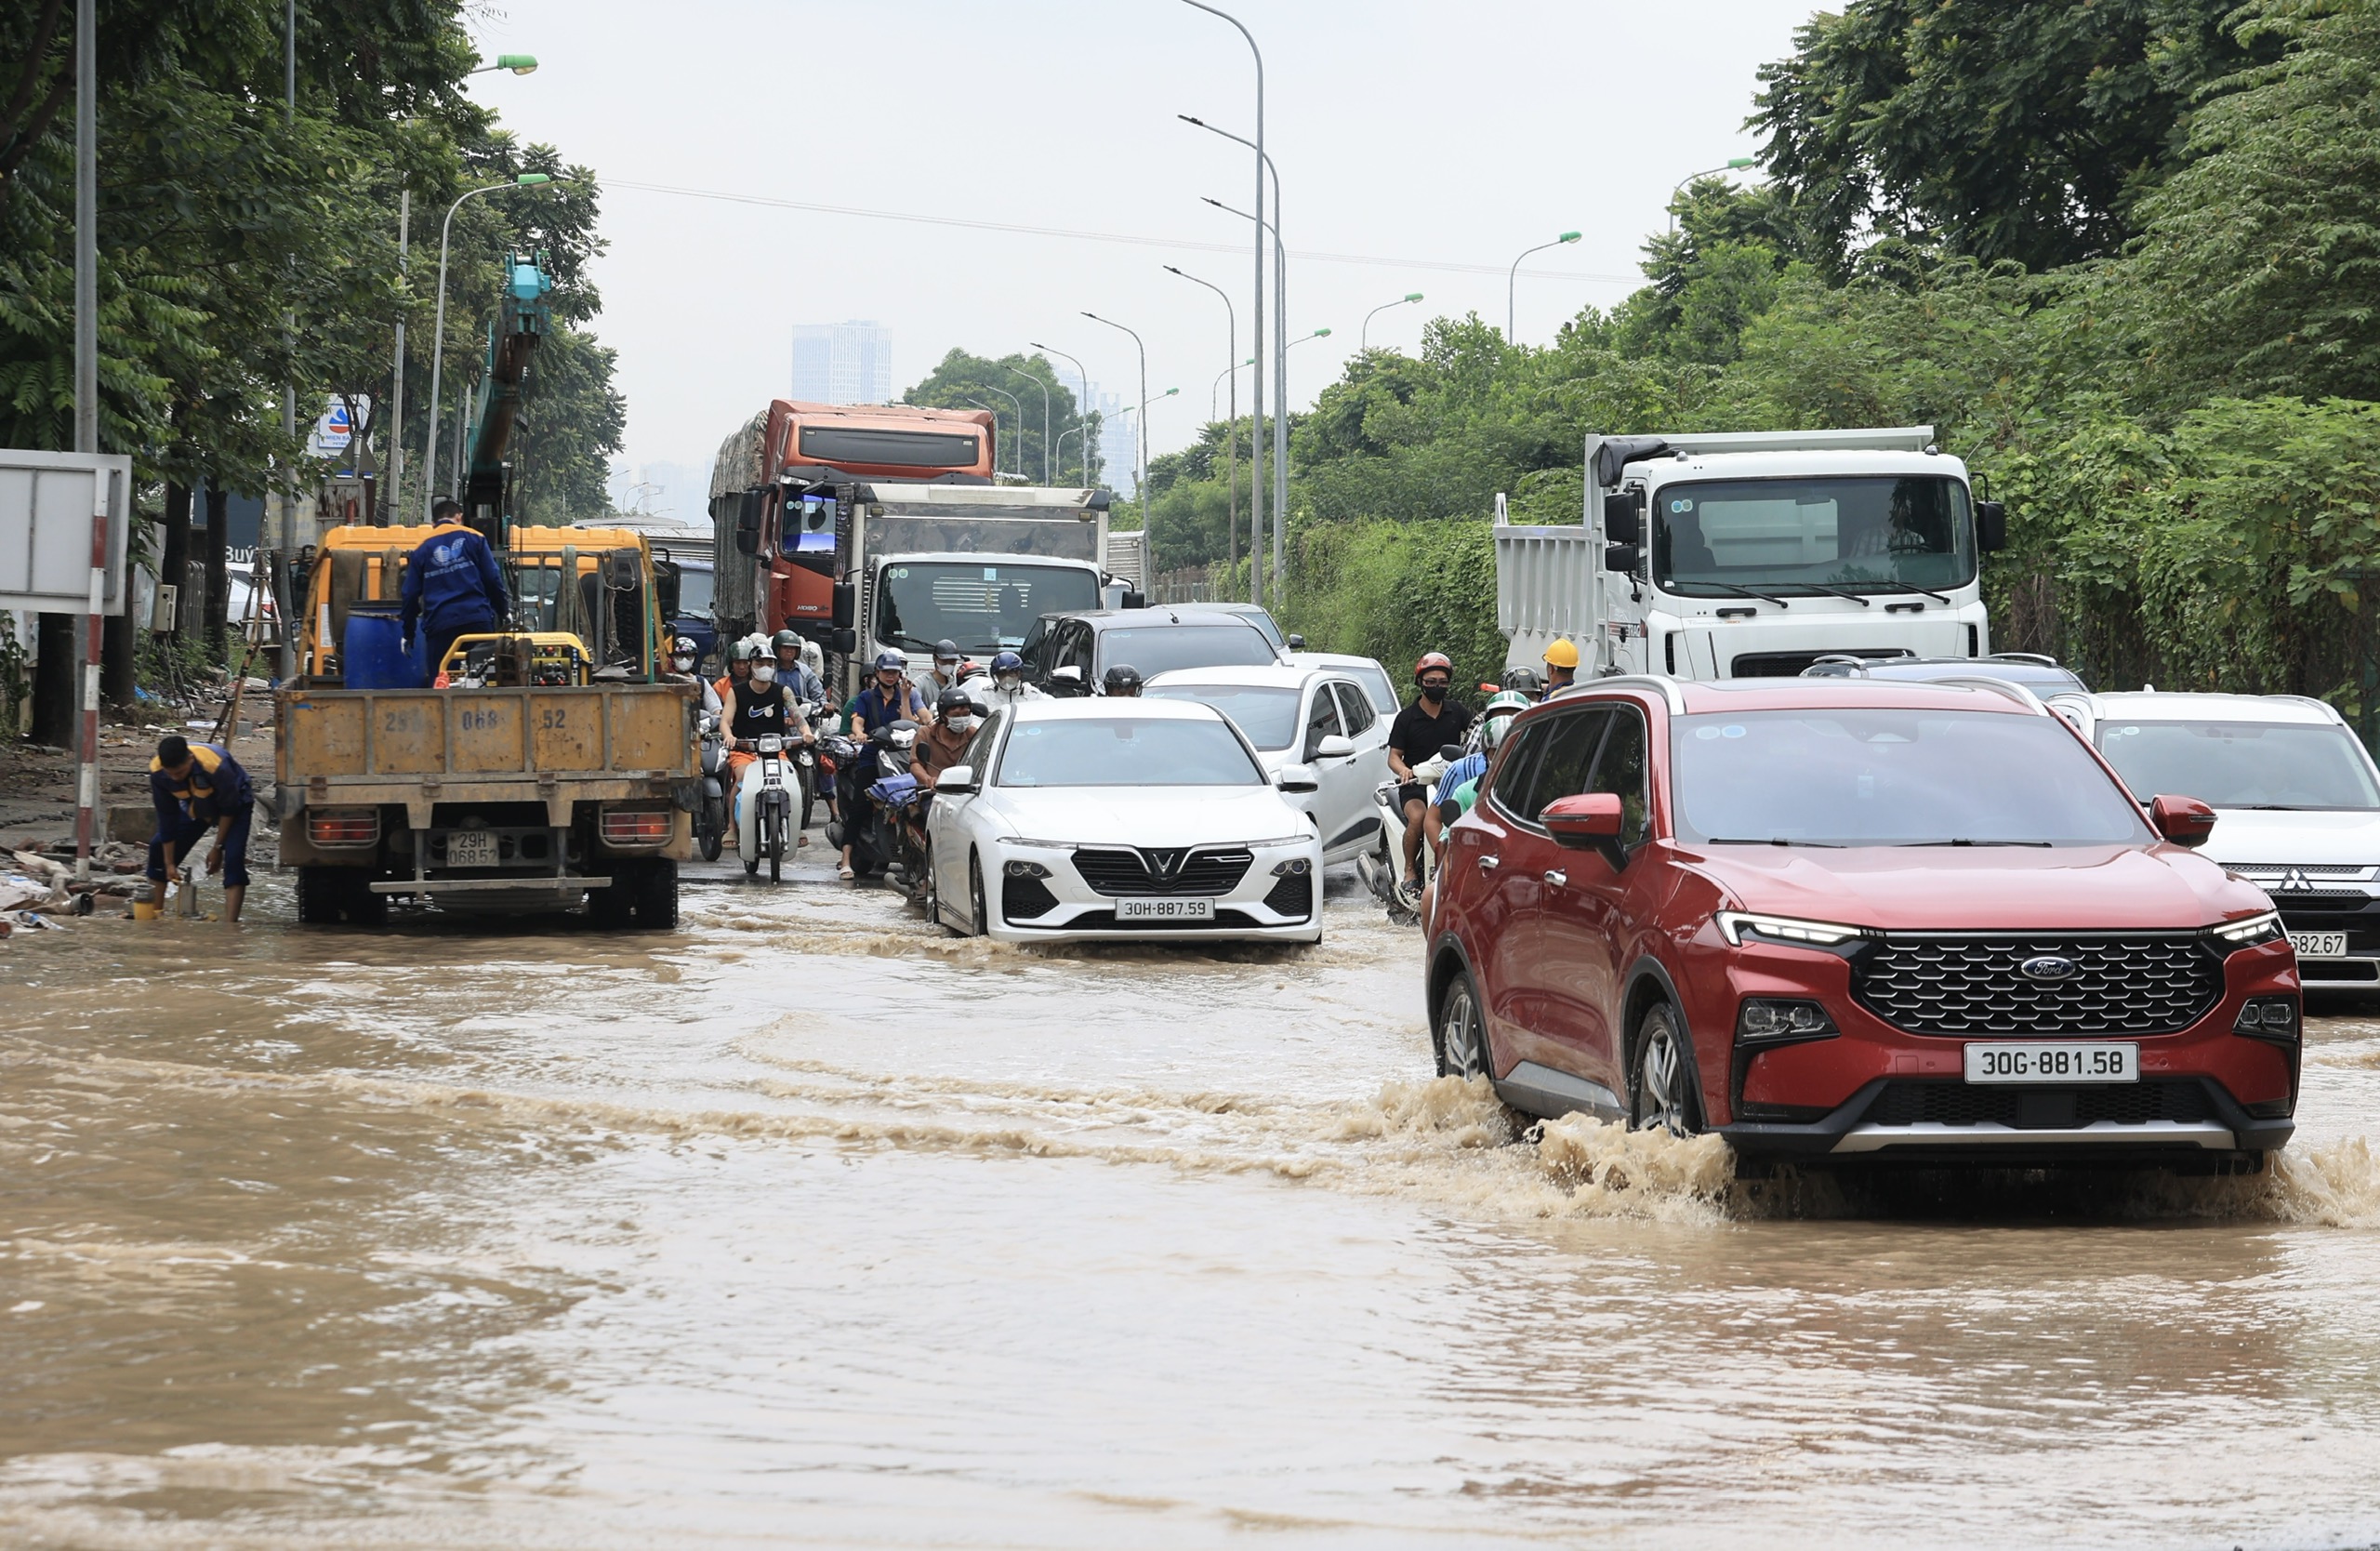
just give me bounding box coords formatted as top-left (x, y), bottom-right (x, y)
top-left (149, 734), bottom-right (255, 922)
top-left (401, 497), bottom-right (509, 674)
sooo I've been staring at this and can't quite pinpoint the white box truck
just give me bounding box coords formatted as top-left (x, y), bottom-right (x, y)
top-left (1498, 426), bottom-right (2008, 680)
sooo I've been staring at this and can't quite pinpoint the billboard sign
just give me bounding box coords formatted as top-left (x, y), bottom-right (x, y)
top-left (0, 449), bottom-right (132, 616)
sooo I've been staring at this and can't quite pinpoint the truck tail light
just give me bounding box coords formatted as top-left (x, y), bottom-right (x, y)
top-left (601, 806), bottom-right (673, 846)
top-left (307, 808), bottom-right (380, 847)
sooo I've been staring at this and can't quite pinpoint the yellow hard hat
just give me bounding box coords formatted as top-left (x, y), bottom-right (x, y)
top-left (1542, 638), bottom-right (1580, 669)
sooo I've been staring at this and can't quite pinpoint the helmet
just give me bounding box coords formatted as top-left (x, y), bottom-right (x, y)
top-left (1414, 651), bottom-right (1453, 681)
top-left (1542, 638), bottom-right (1580, 670)
top-left (874, 650), bottom-right (906, 672)
top-left (1484, 689), bottom-right (1531, 719)
top-left (1501, 666), bottom-right (1545, 696)
top-left (933, 638), bottom-right (959, 661)
top-left (772, 629), bottom-right (802, 653)
top-left (937, 686), bottom-right (973, 717)
top-left (729, 638), bottom-right (764, 663)
top-left (1482, 716), bottom-right (1515, 752)
top-left (1103, 663), bottom-right (1144, 696)
top-left (990, 650), bottom-right (1025, 675)
top-left (671, 636), bottom-right (699, 657)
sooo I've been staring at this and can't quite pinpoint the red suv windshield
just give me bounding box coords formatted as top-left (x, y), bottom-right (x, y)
top-left (1671, 708), bottom-right (2149, 847)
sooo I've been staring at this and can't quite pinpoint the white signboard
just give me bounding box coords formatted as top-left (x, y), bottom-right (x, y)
top-left (0, 449), bottom-right (132, 616)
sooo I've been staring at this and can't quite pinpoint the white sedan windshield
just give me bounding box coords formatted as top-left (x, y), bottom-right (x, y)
top-left (997, 717), bottom-right (1263, 788)
top-left (1142, 684), bottom-right (1302, 750)
top-left (2096, 721), bottom-right (2380, 810)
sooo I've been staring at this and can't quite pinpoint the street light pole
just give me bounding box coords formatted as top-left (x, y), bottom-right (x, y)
top-left (1184, 115), bottom-right (1287, 602)
top-left (1361, 293), bottom-right (1423, 352)
top-left (1007, 365), bottom-right (1051, 484)
top-left (1028, 340), bottom-right (1093, 485)
top-left (421, 171), bottom-right (556, 523)
top-left (1669, 156), bottom-right (1756, 233)
top-left (1164, 265), bottom-right (1238, 590)
top-left (1174, 2), bottom-right (1264, 609)
top-left (1507, 231), bottom-right (1581, 342)
top-left (1081, 312), bottom-right (1149, 533)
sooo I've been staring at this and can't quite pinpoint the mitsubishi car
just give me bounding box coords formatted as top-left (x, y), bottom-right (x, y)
top-left (1426, 677), bottom-right (2300, 1169)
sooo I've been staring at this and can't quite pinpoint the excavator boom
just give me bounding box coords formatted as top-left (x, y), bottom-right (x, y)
top-left (461, 250), bottom-right (554, 539)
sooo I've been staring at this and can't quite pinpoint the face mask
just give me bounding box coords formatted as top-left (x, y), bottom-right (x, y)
top-left (1421, 682), bottom-right (1448, 702)
top-left (947, 714), bottom-right (976, 733)
top-left (671, 656), bottom-right (694, 672)
top-left (750, 665), bottom-right (776, 686)
top-left (996, 673), bottom-right (1021, 691)
top-left (936, 660), bottom-right (959, 676)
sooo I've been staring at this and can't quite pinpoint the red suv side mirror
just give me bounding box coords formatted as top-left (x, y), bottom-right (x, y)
top-left (2149, 793), bottom-right (2216, 848)
top-left (1543, 792), bottom-right (1629, 869)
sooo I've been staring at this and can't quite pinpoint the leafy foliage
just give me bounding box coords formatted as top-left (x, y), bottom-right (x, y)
top-left (903, 348), bottom-right (1091, 488)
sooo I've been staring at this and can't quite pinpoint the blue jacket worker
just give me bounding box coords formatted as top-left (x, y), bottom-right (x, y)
top-left (401, 498), bottom-right (509, 672)
top-left (149, 734), bottom-right (255, 922)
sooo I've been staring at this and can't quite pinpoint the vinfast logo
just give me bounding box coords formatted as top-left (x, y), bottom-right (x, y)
top-left (2020, 955), bottom-right (2082, 982)
top-left (1141, 847), bottom-right (1188, 880)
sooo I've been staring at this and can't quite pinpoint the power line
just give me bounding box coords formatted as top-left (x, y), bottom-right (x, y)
top-left (597, 177), bottom-right (1640, 285)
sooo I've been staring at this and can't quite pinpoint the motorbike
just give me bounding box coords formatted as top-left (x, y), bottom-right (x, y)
top-left (741, 731), bottom-right (798, 883)
top-left (789, 700), bottom-right (826, 833)
top-left (694, 711), bottom-right (728, 863)
top-left (1357, 743), bottom-right (1458, 925)
top-left (823, 722), bottom-right (919, 882)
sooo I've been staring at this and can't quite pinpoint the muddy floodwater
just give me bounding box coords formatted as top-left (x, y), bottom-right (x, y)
top-left (7, 872), bottom-right (2380, 1549)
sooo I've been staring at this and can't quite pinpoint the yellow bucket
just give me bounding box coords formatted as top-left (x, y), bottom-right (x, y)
top-left (130, 897), bottom-right (161, 921)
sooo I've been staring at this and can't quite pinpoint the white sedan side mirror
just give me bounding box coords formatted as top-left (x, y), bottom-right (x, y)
top-left (1276, 768), bottom-right (1319, 794)
top-left (1312, 734), bottom-right (1355, 760)
top-left (934, 764), bottom-right (977, 794)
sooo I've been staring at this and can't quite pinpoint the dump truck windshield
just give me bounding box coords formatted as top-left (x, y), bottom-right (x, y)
top-left (1654, 475), bottom-right (1976, 597)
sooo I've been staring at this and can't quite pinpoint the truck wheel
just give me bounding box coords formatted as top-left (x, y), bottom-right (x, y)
top-left (587, 869), bottom-right (634, 929)
top-left (296, 866), bottom-right (343, 924)
top-left (631, 860), bottom-right (679, 930)
top-left (344, 871), bottom-right (389, 927)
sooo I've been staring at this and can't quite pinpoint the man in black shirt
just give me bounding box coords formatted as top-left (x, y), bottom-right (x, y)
top-left (1386, 651), bottom-right (1474, 890)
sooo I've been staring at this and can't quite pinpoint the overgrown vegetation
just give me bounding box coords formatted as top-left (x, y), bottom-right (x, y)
top-left (1138, 0), bottom-right (2380, 732)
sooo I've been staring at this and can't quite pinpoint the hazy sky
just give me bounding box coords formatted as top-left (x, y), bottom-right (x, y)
top-left (465, 0), bottom-right (1817, 483)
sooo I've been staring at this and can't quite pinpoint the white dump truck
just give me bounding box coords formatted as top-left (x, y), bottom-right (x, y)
top-left (1497, 426), bottom-right (2007, 680)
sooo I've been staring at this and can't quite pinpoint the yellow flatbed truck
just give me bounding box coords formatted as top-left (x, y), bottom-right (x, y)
top-left (274, 524), bottom-right (698, 927)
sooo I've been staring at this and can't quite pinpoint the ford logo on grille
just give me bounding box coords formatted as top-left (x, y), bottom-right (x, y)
top-left (2020, 955), bottom-right (2082, 981)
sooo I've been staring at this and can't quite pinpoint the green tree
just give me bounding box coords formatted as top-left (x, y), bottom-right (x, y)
top-left (903, 348), bottom-right (1091, 486)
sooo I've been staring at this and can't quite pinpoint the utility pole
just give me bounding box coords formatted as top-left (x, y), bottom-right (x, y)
top-left (70, 0), bottom-right (101, 880)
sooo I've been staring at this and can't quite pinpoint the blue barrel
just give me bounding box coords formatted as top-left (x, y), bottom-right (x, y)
top-left (343, 602), bottom-right (424, 689)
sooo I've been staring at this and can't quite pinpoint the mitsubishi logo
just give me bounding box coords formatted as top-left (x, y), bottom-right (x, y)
top-left (2276, 868), bottom-right (2315, 893)
top-left (1142, 847), bottom-right (1189, 879)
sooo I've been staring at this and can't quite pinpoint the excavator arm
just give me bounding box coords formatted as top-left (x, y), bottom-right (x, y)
top-left (460, 250), bottom-right (555, 541)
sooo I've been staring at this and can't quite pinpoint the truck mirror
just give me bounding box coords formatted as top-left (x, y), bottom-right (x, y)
top-left (1603, 543), bottom-right (1641, 574)
top-left (1122, 590), bottom-right (1147, 610)
top-left (829, 627), bottom-right (858, 656)
top-left (830, 582), bottom-right (856, 630)
top-left (654, 559), bottom-right (681, 621)
top-left (1603, 489), bottom-right (1642, 545)
top-left (1976, 499), bottom-right (2007, 552)
top-left (734, 492), bottom-right (762, 556)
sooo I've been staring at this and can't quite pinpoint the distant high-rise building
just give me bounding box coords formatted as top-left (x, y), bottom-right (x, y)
top-left (1090, 387), bottom-right (1132, 496)
top-left (790, 321), bottom-right (892, 404)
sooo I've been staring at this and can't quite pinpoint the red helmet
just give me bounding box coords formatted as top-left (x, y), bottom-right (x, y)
top-left (1414, 651), bottom-right (1453, 681)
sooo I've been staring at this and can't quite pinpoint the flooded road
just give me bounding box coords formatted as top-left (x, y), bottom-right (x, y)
top-left (7, 870), bottom-right (2380, 1548)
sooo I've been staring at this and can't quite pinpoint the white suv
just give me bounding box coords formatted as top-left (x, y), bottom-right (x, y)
top-left (2054, 690), bottom-right (2380, 991)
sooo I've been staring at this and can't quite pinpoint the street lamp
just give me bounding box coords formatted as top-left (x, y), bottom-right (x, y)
top-left (1007, 364), bottom-right (1052, 484)
top-left (472, 54), bottom-right (539, 74)
top-left (1173, 3), bottom-right (1267, 608)
top-left (1669, 156), bottom-right (1756, 232)
top-left (1211, 355), bottom-right (1253, 418)
top-left (1082, 312), bottom-right (1149, 524)
top-left (1184, 113), bottom-right (1288, 602)
top-left (1508, 231), bottom-right (1580, 342)
top-left (1287, 327), bottom-right (1331, 351)
top-left (1029, 339), bottom-right (1094, 485)
top-left (1165, 264), bottom-right (1240, 584)
top-left (1360, 294), bottom-right (1422, 351)
top-left (422, 170), bottom-right (559, 523)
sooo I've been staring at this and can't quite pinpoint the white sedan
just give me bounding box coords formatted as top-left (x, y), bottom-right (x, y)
top-left (922, 697), bottom-right (1326, 944)
top-left (1142, 664), bottom-right (1393, 866)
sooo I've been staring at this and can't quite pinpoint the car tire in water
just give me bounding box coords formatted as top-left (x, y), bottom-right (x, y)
top-left (1631, 1002), bottom-right (1701, 1136)
top-left (968, 852), bottom-right (988, 938)
top-left (1435, 966), bottom-right (1494, 1080)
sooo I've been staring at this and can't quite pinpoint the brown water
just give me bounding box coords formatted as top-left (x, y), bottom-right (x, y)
top-left (7, 873), bottom-right (2380, 1549)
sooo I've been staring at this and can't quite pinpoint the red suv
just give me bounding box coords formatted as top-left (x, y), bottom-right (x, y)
top-left (1426, 677), bottom-right (2300, 1169)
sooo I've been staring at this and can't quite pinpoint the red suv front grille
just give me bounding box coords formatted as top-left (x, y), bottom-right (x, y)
top-left (1853, 934), bottom-right (2222, 1036)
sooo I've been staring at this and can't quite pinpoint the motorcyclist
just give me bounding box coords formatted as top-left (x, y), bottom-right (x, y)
top-left (912, 686), bottom-right (978, 788)
top-left (719, 640), bottom-right (806, 870)
top-left (974, 649), bottom-right (1042, 714)
top-left (772, 629), bottom-right (826, 704)
top-left (716, 634), bottom-right (756, 708)
top-left (926, 639), bottom-right (965, 698)
top-left (1541, 637), bottom-right (1581, 698)
top-left (667, 635), bottom-right (722, 717)
top-left (1424, 690), bottom-right (1529, 861)
top-left (1386, 651), bottom-right (1474, 893)
top-left (1102, 663), bottom-right (1144, 698)
top-left (851, 650), bottom-right (927, 735)
top-left (1500, 665), bottom-right (1545, 699)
